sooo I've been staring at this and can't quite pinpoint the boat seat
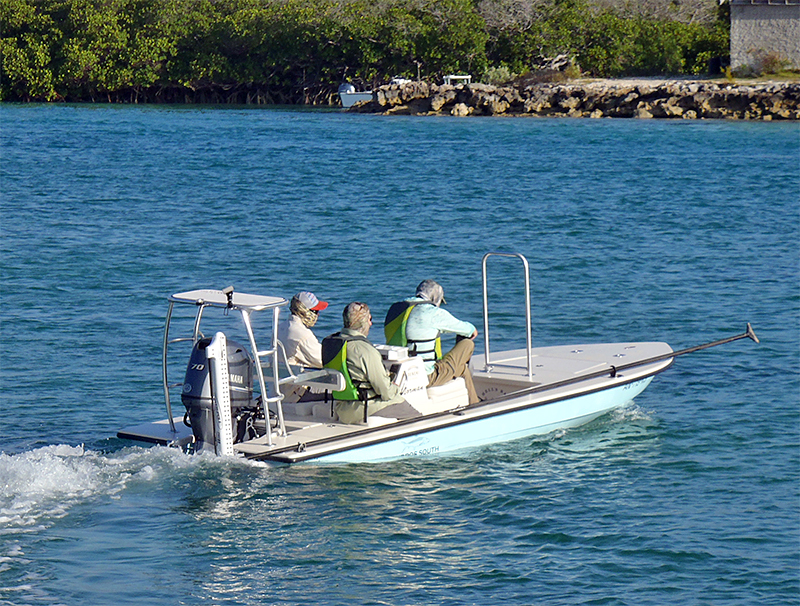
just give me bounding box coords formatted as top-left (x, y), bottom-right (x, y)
top-left (427, 377), bottom-right (465, 397)
top-left (282, 399), bottom-right (400, 427)
top-left (311, 403), bottom-right (336, 422)
top-left (423, 377), bottom-right (468, 412)
top-left (279, 401), bottom-right (309, 417)
top-left (366, 416), bottom-right (397, 427)
top-left (281, 401), bottom-right (336, 423)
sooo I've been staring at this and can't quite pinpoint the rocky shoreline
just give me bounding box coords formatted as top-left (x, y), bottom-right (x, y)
top-left (348, 79), bottom-right (800, 120)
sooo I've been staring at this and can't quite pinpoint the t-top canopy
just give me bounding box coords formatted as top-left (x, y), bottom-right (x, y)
top-left (169, 289), bottom-right (286, 311)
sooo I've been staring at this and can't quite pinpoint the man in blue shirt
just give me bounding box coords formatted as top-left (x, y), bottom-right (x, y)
top-left (405, 280), bottom-right (480, 404)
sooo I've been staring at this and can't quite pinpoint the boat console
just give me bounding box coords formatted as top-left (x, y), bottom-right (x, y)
top-left (377, 344), bottom-right (469, 415)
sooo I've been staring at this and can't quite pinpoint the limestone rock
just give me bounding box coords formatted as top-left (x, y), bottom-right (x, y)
top-left (355, 79), bottom-right (800, 121)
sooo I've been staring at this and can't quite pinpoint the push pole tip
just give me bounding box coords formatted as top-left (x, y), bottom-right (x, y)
top-left (746, 323), bottom-right (759, 344)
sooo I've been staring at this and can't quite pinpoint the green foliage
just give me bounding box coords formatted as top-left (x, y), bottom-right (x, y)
top-left (0, 0), bottom-right (60, 100)
top-left (0, 0), bottom-right (731, 102)
top-left (483, 1), bottom-right (729, 78)
top-left (482, 65), bottom-right (516, 85)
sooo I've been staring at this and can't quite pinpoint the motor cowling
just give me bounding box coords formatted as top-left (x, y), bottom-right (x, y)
top-left (181, 337), bottom-right (255, 452)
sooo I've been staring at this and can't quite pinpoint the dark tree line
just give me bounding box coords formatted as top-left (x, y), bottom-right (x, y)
top-left (1, 0), bottom-right (730, 103)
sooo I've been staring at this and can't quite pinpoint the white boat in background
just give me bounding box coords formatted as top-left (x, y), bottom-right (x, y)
top-left (338, 83), bottom-right (373, 109)
top-left (338, 78), bottom-right (412, 109)
top-left (117, 253), bottom-right (758, 464)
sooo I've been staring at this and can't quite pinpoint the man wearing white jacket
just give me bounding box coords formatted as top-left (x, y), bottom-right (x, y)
top-left (278, 291), bottom-right (328, 368)
top-left (405, 280), bottom-right (480, 405)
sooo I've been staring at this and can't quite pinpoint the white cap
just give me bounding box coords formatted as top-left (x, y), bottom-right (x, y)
top-left (296, 291), bottom-right (328, 311)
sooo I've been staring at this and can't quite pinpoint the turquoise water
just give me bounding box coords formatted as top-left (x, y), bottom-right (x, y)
top-left (1, 105), bottom-right (798, 605)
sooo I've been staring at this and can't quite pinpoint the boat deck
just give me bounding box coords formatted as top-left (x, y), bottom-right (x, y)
top-left (235, 341), bottom-right (673, 462)
top-left (118, 341), bottom-right (673, 463)
top-left (471, 341), bottom-right (660, 398)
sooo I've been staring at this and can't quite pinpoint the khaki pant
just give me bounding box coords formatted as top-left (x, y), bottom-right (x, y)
top-left (428, 338), bottom-right (479, 405)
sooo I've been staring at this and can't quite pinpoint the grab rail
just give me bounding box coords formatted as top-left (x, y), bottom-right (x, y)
top-left (161, 302), bottom-right (208, 433)
top-left (481, 252), bottom-right (533, 381)
top-left (162, 301), bottom-right (177, 433)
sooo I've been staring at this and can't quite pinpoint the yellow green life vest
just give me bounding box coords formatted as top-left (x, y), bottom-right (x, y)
top-left (321, 332), bottom-right (375, 402)
top-left (384, 301), bottom-right (415, 346)
top-left (383, 301), bottom-right (442, 359)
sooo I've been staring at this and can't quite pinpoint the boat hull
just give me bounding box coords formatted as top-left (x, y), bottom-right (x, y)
top-left (274, 375), bottom-right (654, 464)
top-left (340, 91), bottom-right (373, 108)
top-left (119, 340), bottom-right (672, 464)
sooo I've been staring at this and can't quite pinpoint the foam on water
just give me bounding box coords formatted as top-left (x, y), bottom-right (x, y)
top-left (0, 444), bottom-right (265, 538)
top-left (0, 445), bottom-right (103, 535)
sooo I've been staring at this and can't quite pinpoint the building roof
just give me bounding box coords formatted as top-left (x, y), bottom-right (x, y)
top-left (727, 1), bottom-right (800, 5)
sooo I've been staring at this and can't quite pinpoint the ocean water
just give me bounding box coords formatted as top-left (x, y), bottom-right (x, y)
top-left (0, 104), bottom-right (798, 606)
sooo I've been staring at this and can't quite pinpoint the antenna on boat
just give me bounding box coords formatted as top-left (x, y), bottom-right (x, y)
top-left (603, 322), bottom-right (760, 378)
top-left (597, 322), bottom-right (758, 377)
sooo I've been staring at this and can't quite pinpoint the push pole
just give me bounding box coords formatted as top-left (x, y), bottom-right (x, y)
top-left (608, 323), bottom-right (759, 377)
top-left (495, 324), bottom-right (760, 404)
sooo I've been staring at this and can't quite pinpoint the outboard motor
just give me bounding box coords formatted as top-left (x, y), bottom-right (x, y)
top-left (181, 337), bottom-right (254, 453)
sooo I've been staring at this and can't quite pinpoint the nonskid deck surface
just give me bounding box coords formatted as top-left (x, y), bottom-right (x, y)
top-left (472, 341), bottom-right (671, 390)
top-left (232, 341), bottom-right (673, 462)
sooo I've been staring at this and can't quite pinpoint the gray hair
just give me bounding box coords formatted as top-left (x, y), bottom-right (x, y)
top-left (416, 279), bottom-right (444, 306)
top-left (343, 302), bottom-right (371, 334)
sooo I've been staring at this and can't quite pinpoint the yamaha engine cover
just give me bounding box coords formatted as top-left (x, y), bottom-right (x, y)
top-left (181, 337), bottom-right (254, 452)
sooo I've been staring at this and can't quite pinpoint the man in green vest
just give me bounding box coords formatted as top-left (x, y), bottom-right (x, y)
top-left (323, 302), bottom-right (420, 424)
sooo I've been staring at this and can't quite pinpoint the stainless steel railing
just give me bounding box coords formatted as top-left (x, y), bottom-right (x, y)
top-left (481, 252), bottom-right (533, 381)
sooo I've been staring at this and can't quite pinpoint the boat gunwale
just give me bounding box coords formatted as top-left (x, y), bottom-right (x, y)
top-left (246, 356), bottom-right (674, 463)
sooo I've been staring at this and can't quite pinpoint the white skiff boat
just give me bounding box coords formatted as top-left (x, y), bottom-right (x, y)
top-left (338, 83), bottom-right (373, 109)
top-left (118, 253), bottom-right (757, 463)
